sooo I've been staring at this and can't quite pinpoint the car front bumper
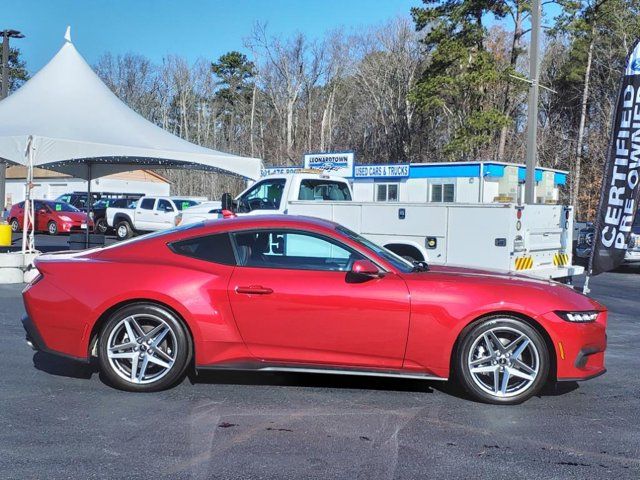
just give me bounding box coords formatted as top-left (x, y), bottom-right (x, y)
top-left (537, 310), bottom-right (607, 381)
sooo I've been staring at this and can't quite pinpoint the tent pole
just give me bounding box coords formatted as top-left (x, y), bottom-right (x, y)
top-left (86, 162), bottom-right (92, 248)
top-left (21, 136), bottom-right (34, 255)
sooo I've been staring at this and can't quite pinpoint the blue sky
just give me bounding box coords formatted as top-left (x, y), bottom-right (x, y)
top-left (3, 0), bottom-right (419, 73)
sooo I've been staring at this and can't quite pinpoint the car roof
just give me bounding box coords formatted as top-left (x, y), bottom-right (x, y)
top-left (203, 214), bottom-right (341, 233)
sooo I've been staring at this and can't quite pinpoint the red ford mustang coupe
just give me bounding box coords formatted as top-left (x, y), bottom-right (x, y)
top-left (22, 215), bottom-right (607, 404)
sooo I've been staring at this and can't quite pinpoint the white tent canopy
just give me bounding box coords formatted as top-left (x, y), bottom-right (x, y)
top-left (0, 28), bottom-right (262, 180)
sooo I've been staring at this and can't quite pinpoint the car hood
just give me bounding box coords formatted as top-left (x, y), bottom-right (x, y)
top-left (401, 264), bottom-right (604, 313)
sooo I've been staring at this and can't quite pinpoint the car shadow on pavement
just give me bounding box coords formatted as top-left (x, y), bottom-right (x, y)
top-left (32, 351), bottom-right (98, 380)
top-left (431, 379), bottom-right (580, 403)
top-left (188, 370), bottom-right (435, 394)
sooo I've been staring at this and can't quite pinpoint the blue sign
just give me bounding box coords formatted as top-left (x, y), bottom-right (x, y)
top-left (354, 164), bottom-right (409, 179)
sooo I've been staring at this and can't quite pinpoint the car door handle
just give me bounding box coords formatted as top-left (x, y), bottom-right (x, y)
top-left (235, 285), bottom-right (273, 295)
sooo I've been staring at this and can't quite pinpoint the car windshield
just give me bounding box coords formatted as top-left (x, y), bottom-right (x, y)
top-left (335, 225), bottom-right (414, 273)
top-left (174, 200), bottom-right (200, 211)
top-left (46, 201), bottom-right (80, 213)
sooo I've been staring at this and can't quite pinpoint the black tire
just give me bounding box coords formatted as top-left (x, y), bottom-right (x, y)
top-left (98, 303), bottom-right (191, 392)
top-left (47, 220), bottom-right (58, 236)
top-left (9, 218), bottom-right (20, 232)
top-left (95, 217), bottom-right (109, 234)
top-left (115, 220), bottom-right (133, 240)
top-left (455, 316), bottom-right (549, 405)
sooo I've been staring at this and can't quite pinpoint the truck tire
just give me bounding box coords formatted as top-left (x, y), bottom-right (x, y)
top-left (115, 221), bottom-right (133, 241)
top-left (95, 217), bottom-right (109, 234)
top-left (385, 244), bottom-right (424, 263)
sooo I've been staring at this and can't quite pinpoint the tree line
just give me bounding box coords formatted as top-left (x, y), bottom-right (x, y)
top-left (7, 0), bottom-right (640, 217)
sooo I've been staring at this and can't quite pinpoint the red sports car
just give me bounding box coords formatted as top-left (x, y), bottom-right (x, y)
top-left (9, 199), bottom-right (93, 235)
top-left (21, 215), bottom-right (607, 404)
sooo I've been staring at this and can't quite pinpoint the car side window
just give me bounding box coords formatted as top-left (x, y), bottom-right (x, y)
top-left (157, 199), bottom-right (174, 212)
top-left (169, 233), bottom-right (236, 265)
top-left (231, 230), bottom-right (362, 271)
top-left (237, 179), bottom-right (286, 212)
top-left (140, 198), bottom-right (155, 210)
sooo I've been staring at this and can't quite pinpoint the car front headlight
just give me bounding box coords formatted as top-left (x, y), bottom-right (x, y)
top-left (555, 311), bottom-right (599, 323)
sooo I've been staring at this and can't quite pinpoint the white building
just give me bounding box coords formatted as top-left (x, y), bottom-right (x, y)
top-left (5, 166), bottom-right (171, 207)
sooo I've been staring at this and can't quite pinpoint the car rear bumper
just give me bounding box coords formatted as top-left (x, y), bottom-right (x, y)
top-left (523, 264), bottom-right (585, 280)
top-left (21, 315), bottom-right (89, 363)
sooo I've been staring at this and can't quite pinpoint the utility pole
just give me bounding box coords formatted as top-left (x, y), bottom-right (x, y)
top-left (524, 0), bottom-right (541, 204)
top-left (1, 29), bottom-right (25, 214)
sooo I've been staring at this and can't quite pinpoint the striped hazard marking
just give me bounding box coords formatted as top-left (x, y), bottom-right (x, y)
top-left (514, 256), bottom-right (533, 270)
top-left (553, 253), bottom-right (570, 266)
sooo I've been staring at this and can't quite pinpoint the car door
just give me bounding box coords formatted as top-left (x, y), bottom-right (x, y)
top-left (227, 228), bottom-right (411, 369)
top-left (135, 198), bottom-right (157, 230)
top-left (34, 201), bottom-right (52, 232)
top-left (155, 199), bottom-right (176, 229)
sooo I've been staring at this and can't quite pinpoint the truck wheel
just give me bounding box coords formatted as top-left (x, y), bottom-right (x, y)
top-left (95, 217), bottom-right (109, 234)
top-left (10, 218), bottom-right (20, 232)
top-left (47, 221), bottom-right (58, 236)
top-left (116, 221), bottom-right (133, 240)
top-left (455, 316), bottom-right (549, 405)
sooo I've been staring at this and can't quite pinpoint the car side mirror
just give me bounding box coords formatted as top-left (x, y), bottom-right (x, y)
top-left (221, 193), bottom-right (234, 211)
top-left (38, 208), bottom-right (47, 214)
top-left (164, 205), bottom-right (174, 212)
top-left (350, 259), bottom-right (382, 278)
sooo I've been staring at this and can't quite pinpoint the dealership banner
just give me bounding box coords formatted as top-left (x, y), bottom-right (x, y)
top-left (354, 164), bottom-right (410, 179)
top-left (590, 39), bottom-right (640, 275)
top-left (303, 152), bottom-right (354, 177)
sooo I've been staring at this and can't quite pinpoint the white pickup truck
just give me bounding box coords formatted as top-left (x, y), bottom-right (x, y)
top-left (107, 196), bottom-right (200, 240)
top-left (176, 172), bottom-right (583, 280)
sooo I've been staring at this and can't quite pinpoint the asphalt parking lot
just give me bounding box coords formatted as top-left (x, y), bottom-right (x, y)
top-left (1, 246), bottom-right (639, 479)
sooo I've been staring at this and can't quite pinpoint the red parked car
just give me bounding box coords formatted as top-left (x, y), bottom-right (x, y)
top-left (8, 200), bottom-right (93, 235)
top-left (21, 215), bottom-right (607, 404)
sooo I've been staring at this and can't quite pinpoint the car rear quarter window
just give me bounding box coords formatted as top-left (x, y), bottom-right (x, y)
top-left (169, 233), bottom-right (236, 265)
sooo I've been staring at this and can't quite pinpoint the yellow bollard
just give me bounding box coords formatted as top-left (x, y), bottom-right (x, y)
top-left (0, 223), bottom-right (12, 247)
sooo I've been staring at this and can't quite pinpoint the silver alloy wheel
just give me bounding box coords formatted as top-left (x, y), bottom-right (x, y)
top-left (106, 314), bottom-right (177, 385)
top-left (10, 219), bottom-right (19, 232)
top-left (48, 222), bottom-right (57, 234)
top-left (467, 325), bottom-right (540, 398)
top-left (117, 224), bottom-right (127, 239)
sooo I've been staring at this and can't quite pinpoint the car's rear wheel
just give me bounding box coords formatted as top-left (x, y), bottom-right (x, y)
top-left (47, 221), bottom-right (58, 235)
top-left (115, 221), bottom-right (133, 240)
top-left (10, 218), bottom-right (20, 232)
top-left (455, 316), bottom-right (549, 405)
top-left (95, 217), bottom-right (108, 234)
top-left (98, 304), bottom-right (191, 392)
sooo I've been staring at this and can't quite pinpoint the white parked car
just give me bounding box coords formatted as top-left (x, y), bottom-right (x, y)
top-left (107, 196), bottom-right (200, 240)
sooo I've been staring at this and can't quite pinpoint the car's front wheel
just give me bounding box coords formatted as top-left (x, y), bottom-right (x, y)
top-left (98, 303), bottom-right (191, 392)
top-left (456, 316), bottom-right (549, 405)
top-left (47, 221), bottom-right (58, 235)
top-left (10, 218), bottom-right (20, 232)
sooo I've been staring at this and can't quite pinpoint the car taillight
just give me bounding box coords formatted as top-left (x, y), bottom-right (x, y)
top-left (175, 214), bottom-right (182, 226)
